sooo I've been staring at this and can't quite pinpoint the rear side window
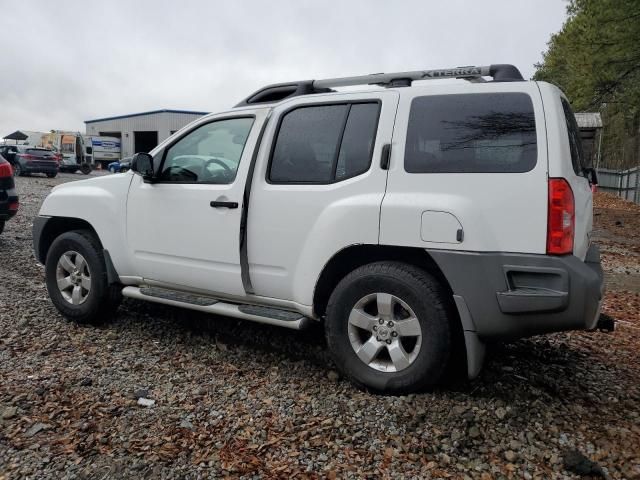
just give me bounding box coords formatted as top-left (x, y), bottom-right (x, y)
top-left (561, 98), bottom-right (586, 174)
top-left (404, 93), bottom-right (537, 173)
top-left (269, 102), bottom-right (380, 183)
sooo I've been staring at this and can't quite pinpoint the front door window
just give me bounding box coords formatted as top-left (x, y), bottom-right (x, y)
top-left (159, 117), bottom-right (254, 184)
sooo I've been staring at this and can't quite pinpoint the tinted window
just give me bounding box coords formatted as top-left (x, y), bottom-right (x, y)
top-left (336, 103), bottom-right (380, 180)
top-left (270, 102), bottom-right (380, 183)
top-left (405, 93), bottom-right (537, 173)
top-left (561, 98), bottom-right (585, 174)
top-left (26, 149), bottom-right (55, 158)
top-left (159, 117), bottom-right (254, 183)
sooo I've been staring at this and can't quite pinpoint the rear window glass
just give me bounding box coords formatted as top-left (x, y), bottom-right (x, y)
top-left (404, 93), bottom-right (537, 173)
top-left (26, 149), bottom-right (54, 157)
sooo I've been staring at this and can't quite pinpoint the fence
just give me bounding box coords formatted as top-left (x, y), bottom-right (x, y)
top-left (597, 166), bottom-right (640, 204)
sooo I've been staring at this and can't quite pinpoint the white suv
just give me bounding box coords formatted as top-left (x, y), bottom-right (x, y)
top-left (33, 65), bottom-right (604, 393)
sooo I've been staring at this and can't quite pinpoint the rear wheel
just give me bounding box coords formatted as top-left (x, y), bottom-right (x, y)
top-left (0, 220), bottom-right (4, 235)
top-left (325, 261), bottom-right (452, 394)
top-left (45, 230), bottom-right (122, 325)
top-left (12, 163), bottom-right (22, 176)
top-left (80, 163), bottom-right (91, 175)
top-left (46, 172), bottom-right (57, 178)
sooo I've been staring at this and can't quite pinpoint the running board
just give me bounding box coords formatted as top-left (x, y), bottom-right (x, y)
top-left (122, 286), bottom-right (312, 330)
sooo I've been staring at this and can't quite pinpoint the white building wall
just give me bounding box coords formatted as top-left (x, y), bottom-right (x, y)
top-left (85, 111), bottom-right (206, 158)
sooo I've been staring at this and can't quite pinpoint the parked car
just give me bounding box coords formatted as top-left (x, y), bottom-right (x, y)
top-left (11, 146), bottom-right (59, 178)
top-left (107, 157), bottom-right (132, 173)
top-left (33, 64), bottom-right (604, 393)
top-left (0, 145), bottom-right (19, 168)
top-left (0, 154), bottom-right (18, 235)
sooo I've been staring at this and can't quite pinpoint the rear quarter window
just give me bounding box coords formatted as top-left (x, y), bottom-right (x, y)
top-left (404, 92), bottom-right (537, 173)
top-left (561, 98), bottom-right (586, 175)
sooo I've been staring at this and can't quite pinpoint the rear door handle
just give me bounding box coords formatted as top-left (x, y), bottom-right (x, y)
top-left (210, 201), bottom-right (238, 209)
top-left (380, 143), bottom-right (391, 170)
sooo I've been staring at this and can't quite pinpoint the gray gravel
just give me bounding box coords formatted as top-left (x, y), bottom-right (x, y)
top-left (0, 173), bottom-right (639, 479)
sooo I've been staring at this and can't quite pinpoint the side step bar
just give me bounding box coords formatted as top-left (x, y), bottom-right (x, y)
top-left (122, 286), bottom-right (313, 330)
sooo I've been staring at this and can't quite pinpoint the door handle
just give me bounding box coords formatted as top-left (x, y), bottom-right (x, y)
top-left (380, 143), bottom-right (391, 170)
top-left (210, 201), bottom-right (238, 209)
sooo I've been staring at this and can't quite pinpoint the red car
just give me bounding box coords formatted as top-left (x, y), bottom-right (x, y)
top-left (0, 154), bottom-right (19, 235)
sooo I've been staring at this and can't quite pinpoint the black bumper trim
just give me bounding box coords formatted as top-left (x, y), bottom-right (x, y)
top-left (428, 245), bottom-right (605, 339)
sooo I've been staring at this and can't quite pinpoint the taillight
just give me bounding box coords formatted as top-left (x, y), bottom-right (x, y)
top-left (547, 178), bottom-right (575, 255)
top-left (0, 161), bottom-right (12, 177)
top-left (9, 200), bottom-right (18, 212)
top-left (19, 154), bottom-right (37, 161)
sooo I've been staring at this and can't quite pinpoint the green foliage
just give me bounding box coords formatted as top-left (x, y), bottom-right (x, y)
top-left (534, 0), bottom-right (640, 168)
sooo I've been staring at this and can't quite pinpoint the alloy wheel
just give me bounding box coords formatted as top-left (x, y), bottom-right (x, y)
top-left (347, 292), bottom-right (423, 373)
top-left (55, 250), bottom-right (92, 305)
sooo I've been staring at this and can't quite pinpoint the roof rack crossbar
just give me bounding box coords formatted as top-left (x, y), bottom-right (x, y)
top-left (235, 64), bottom-right (523, 107)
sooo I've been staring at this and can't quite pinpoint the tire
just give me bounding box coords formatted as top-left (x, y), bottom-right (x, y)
top-left (46, 172), bottom-right (57, 178)
top-left (13, 163), bottom-right (22, 176)
top-left (45, 230), bottom-right (122, 325)
top-left (80, 163), bottom-right (91, 175)
top-left (108, 166), bottom-right (116, 174)
top-left (325, 261), bottom-right (452, 394)
top-left (0, 220), bottom-right (4, 235)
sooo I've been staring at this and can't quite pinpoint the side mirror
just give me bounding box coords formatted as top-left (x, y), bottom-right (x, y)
top-left (131, 152), bottom-right (154, 181)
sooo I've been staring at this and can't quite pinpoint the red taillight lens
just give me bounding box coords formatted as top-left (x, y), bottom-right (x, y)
top-left (20, 154), bottom-right (37, 161)
top-left (547, 178), bottom-right (575, 255)
top-left (0, 161), bottom-right (12, 176)
top-left (9, 200), bottom-right (18, 211)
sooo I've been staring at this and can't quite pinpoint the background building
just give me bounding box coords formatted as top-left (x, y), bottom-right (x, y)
top-left (84, 109), bottom-right (208, 158)
top-left (575, 112), bottom-right (603, 168)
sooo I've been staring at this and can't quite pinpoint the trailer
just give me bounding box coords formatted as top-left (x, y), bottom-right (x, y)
top-left (82, 136), bottom-right (121, 169)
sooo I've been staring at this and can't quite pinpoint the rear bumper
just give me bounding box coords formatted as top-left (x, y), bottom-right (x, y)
top-left (429, 244), bottom-right (605, 339)
top-left (23, 164), bottom-right (58, 174)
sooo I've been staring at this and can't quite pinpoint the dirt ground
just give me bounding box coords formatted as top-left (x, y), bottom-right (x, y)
top-left (0, 175), bottom-right (639, 479)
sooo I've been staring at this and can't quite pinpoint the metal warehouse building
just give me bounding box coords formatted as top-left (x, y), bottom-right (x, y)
top-left (84, 109), bottom-right (208, 158)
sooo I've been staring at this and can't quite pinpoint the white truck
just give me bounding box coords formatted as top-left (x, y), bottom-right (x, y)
top-left (33, 65), bottom-right (605, 393)
top-left (83, 136), bottom-right (122, 169)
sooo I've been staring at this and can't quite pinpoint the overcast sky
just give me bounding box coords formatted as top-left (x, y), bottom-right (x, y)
top-left (0, 0), bottom-right (567, 136)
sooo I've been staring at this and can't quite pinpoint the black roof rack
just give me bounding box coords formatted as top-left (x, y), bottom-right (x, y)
top-left (235, 64), bottom-right (524, 107)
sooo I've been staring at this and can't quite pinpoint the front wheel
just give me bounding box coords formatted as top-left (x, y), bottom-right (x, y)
top-left (325, 262), bottom-right (452, 394)
top-left (12, 163), bottom-right (22, 176)
top-left (45, 230), bottom-right (122, 325)
top-left (80, 163), bottom-right (91, 175)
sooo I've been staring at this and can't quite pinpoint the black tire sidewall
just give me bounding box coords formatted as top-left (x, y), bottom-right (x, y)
top-left (45, 231), bottom-right (110, 323)
top-left (326, 263), bottom-right (451, 394)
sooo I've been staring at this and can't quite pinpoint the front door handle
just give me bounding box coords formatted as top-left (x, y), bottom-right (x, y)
top-left (210, 201), bottom-right (238, 209)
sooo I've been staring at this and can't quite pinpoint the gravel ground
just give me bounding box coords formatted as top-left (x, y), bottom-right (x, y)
top-left (1, 173), bottom-right (639, 479)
